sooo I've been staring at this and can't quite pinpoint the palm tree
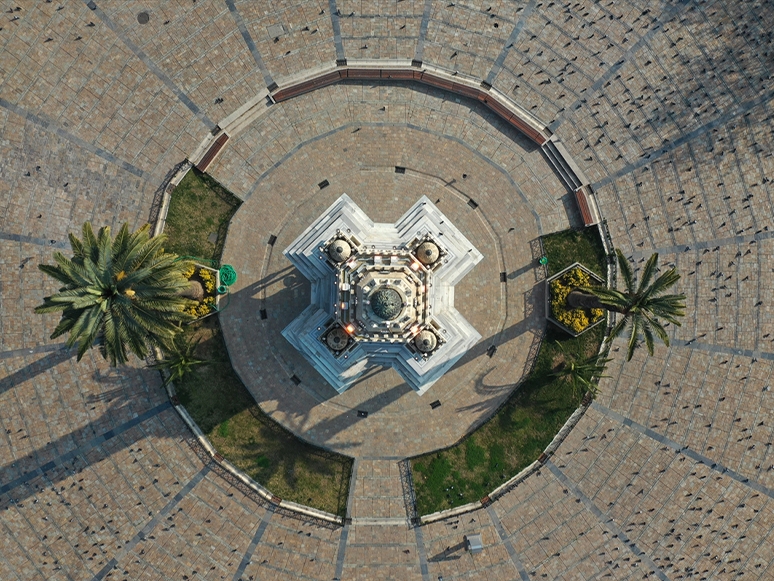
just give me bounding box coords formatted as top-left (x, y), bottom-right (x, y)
top-left (550, 341), bottom-right (611, 401)
top-left (35, 222), bottom-right (193, 366)
top-left (568, 249), bottom-right (686, 361)
top-left (150, 335), bottom-right (206, 386)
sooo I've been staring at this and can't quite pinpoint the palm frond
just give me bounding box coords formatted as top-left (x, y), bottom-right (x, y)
top-left (637, 252), bottom-right (660, 294)
top-left (615, 249), bottom-right (635, 294)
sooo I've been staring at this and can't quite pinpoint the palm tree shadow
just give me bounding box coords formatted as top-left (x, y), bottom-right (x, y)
top-left (0, 347), bottom-right (77, 397)
top-left (0, 363), bottom-right (168, 511)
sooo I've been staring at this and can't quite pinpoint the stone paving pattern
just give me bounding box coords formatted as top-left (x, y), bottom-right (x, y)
top-left (0, 0), bottom-right (773, 579)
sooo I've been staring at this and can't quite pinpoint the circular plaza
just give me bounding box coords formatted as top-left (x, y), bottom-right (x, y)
top-left (1, 1), bottom-right (774, 580)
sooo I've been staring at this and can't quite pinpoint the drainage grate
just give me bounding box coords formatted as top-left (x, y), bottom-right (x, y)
top-left (395, 166), bottom-right (406, 174)
top-left (318, 179), bottom-right (329, 189)
top-left (499, 272), bottom-right (507, 283)
top-left (259, 309), bottom-right (267, 320)
top-left (290, 374), bottom-right (301, 385)
top-left (267, 234), bottom-right (277, 246)
top-left (357, 410), bottom-right (368, 418)
top-left (430, 400), bottom-right (441, 409)
top-left (467, 198), bottom-right (479, 209)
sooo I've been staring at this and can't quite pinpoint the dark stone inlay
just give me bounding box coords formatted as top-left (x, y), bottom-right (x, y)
top-left (91, 465), bottom-right (211, 581)
top-left (486, 505), bottom-right (531, 581)
top-left (486, 0), bottom-right (537, 86)
top-left (137, 11), bottom-right (149, 24)
top-left (546, 460), bottom-right (670, 581)
top-left (0, 98), bottom-right (152, 180)
top-left (592, 401), bottom-right (774, 500)
top-left (232, 505), bottom-right (275, 581)
top-left (592, 87), bottom-right (774, 190)
top-left (413, 523), bottom-right (431, 581)
top-left (414, 0), bottom-right (432, 64)
top-left (224, 0), bottom-right (275, 88)
top-left (0, 231), bottom-right (70, 249)
top-left (329, 0), bottom-right (346, 62)
top-left (83, 0), bottom-right (216, 131)
top-left (0, 401), bottom-right (172, 496)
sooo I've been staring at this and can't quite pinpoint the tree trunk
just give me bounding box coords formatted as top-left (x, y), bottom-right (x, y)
top-left (181, 280), bottom-right (204, 301)
top-left (567, 290), bottom-right (607, 311)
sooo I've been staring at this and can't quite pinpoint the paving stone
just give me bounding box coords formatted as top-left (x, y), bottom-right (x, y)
top-left (2, 0), bottom-right (774, 578)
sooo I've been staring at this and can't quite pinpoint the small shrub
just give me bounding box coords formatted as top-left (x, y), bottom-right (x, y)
top-left (550, 266), bottom-right (604, 333)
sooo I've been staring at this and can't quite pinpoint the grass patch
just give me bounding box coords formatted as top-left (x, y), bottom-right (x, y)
top-left (163, 168), bottom-right (241, 263)
top-left (411, 227), bottom-right (607, 515)
top-left (163, 169), bottom-right (352, 517)
top-left (541, 226), bottom-right (607, 278)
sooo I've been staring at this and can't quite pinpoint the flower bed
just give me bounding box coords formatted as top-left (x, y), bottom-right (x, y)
top-left (182, 263), bottom-right (221, 318)
top-left (546, 262), bottom-right (605, 336)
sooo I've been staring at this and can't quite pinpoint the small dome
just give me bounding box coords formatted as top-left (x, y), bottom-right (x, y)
top-left (370, 287), bottom-right (403, 320)
top-left (415, 241), bottom-right (440, 265)
top-left (414, 330), bottom-right (437, 353)
top-left (327, 239), bottom-right (351, 262)
top-left (326, 327), bottom-right (349, 350)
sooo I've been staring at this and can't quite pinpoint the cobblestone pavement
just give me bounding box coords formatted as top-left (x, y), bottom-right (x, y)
top-left (1, 0), bottom-right (774, 579)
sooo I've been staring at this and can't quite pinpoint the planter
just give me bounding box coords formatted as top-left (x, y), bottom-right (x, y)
top-left (182, 263), bottom-right (222, 319)
top-left (545, 262), bottom-right (605, 337)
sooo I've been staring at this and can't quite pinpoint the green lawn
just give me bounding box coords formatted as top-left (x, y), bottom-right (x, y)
top-left (163, 168), bottom-right (241, 263)
top-left (162, 169), bottom-right (352, 516)
top-left (411, 226), bottom-right (608, 515)
top-left (541, 226), bottom-right (607, 277)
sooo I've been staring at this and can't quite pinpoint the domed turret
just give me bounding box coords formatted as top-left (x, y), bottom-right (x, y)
top-left (327, 239), bottom-right (351, 262)
top-left (414, 330), bottom-right (437, 353)
top-left (326, 327), bottom-right (349, 350)
top-left (415, 241), bottom-right (440, 265)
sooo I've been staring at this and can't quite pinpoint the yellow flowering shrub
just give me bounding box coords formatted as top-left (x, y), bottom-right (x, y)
top-left (550, 266), bottom-right (605, 334)
top-left (181, 262), bottom-right (196, 279)
top-left (199, 267), bottom-right (215, 293)
top-left (184, 296), bottom-right (215, 318)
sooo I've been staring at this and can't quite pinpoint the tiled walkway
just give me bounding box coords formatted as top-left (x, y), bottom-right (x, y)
top-left (1, 0), bottom-right (774, 578)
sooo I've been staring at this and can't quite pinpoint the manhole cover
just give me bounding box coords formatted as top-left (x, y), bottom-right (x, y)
top-left (137, 12), bottom-right (150, 24)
